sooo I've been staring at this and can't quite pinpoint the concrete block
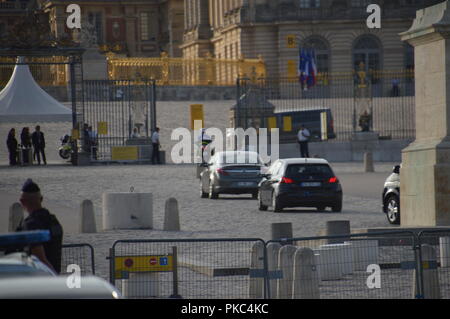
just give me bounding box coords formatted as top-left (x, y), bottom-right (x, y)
top-left (248, 241), bottom-right (265, 299)
top-left (8, 203), bottom-right (23, 232)
top-left (80, 199), bottom-right (97, 233)
top-left (345, 240), bottom-right (379, 271)
top-left (292, 248), bottom-right (320, 299)
top-left (320, 243), bottom-right (354, 275)
top-left (163, 198), bottom-right (180, 231)
top-left (102, 193), bottom-right (153, 230)
top-left (313, 248), bottom-right (343, 281)
top-left (121, 272), bottom-right (160, 298)
top-left (440, 237), bottom-right (450, 268)
top-left (326, 220), bottom-right (351, 244)
top-left (276, 245), bottom-right (297, 299)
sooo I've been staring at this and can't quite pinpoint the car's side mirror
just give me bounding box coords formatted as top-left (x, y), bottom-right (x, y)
top-left (393, 165), bottom-right (400, 174)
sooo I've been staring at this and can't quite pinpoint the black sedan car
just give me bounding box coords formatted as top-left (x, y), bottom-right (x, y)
top-left (258, 158), bottom-right (343, 212)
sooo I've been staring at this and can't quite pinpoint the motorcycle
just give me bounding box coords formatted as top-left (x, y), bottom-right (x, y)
top-left (58, 135), bottom-right (73, 160)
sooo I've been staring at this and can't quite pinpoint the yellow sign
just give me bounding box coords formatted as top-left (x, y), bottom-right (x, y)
top-left (283, 116), bottom-right (292, 132)
top-left (111, 146), bottom-right (139, 161)
top-left (98, 122), bottom-right (108, 135)
top-left (287, 60), bottom-right (297, 79)
top-left (114, 255), bottom-right (173, 279)
top-left (72, 129), bottom-right (79, 140)
top-left (190, 104), bottom-right (204, 129)
top-left (268, 117), bottom-right (277, 130)
top-left (286, 35), bottom-right (297, 49)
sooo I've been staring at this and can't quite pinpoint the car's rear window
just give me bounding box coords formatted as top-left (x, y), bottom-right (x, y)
top-left (218, 153), bottom-right (262, 165)
top-left (285, 164), bottom-right (334, 179)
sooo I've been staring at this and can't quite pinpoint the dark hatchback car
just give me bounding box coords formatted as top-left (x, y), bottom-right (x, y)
top-left (258, 158), bottom-right (343, 212)
top-left (200, 151), bottom-right (265, 199)
top-left (382, 165), bottom-right (401, 225)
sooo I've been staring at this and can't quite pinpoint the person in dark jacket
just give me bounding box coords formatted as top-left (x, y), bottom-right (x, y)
top-left (20, 127), bottom-right (32, 165)
top-left (16, 179), bottom-right (63, 273)
top-left (31, 125), bottom-right (46, 165)
top-left (7, 128), bottom-right (18, 166)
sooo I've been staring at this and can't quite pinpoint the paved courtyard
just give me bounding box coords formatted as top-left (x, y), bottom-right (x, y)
top-left (0, 162), bottom-right (398, 281)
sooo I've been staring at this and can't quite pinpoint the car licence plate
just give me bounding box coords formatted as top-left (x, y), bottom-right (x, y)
top-left (238, 182), bottom-right (255, 187)
top-left (301, 182), bottom-right (322, 187)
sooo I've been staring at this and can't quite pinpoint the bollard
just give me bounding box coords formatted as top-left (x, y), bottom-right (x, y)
top-left (121, 272), bottom-right (160, 298)
top-left (320, 243), bottom-right (354, 275)
top-left (413, 244), bottom-right (441, 299)
top-left (439, 237), bottom-right (450, 268)
top-left (163, 198), bottom-right (180, 231)
top-left (276, 245), bottom-right (297, 299)
top-left (248, 241), bottom-right (265, 299)
top-left (266, 243), bottom-right (281, 299)
top-left (346, 240), bottom-right (378, 271)
top-left (364, 152), bottom-right (374, 173)
top-left (271, 223), bottom-right (293, 244)
top-left (326, 220), bottom-right (351, 244)
top-left (292, 248), bottom-right (320, 299)
top-left (80, 200), bottom-right (97, 233)
top-left (9, 203), bottom-right (24, 232)
top-left (103, 193), bottom-right (153, 230)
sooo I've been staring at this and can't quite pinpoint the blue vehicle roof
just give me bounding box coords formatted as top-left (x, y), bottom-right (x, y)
top-left (0, 231), bottom-right (50, 247)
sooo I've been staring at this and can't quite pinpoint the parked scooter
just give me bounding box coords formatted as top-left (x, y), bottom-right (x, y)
top-left (58, 135), bottom-right (72, 160)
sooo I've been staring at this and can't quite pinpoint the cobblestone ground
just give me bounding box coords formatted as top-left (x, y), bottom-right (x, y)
top-left (0, 162), bottom-right (398, 286)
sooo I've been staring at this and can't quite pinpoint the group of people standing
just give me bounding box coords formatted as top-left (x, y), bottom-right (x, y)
top-left (6, 125), bottom-right (46, 166)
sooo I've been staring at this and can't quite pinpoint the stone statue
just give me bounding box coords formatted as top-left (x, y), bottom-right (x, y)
top-left (358, 110), bottom-right (372, 132)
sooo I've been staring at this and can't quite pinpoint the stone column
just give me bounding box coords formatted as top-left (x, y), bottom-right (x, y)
top-left (399, 1), bottom-right (450, 226)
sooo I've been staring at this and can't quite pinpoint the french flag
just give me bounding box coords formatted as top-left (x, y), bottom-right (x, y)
top-left (298, 48), bottom-right (317, 90)
top-left (306, 49), bottom-right (317, 88)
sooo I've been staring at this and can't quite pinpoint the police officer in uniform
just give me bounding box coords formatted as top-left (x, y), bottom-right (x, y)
top-left (16, 179), bottom-right (64, 274)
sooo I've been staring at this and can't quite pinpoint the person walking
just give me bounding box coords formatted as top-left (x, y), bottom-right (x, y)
top-left (20, 127), bottom-right (32, 165)
top-left (7, 128), bottom-right (18, 166)
top-left (31, 125), bottom-right (47, 165)
top-left (16, 179), bottom-right (64, 274)
top-left (298, 125), bottom-right (311, 158)
top-left (151, 127), bottom-right (161, 165)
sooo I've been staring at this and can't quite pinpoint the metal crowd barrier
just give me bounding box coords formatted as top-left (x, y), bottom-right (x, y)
top-left (105, 229), bottom-right (450, 299)
top-left (61, 243), bottom-right (95, 276)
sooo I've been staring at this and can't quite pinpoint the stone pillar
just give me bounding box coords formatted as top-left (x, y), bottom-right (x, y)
top-left (163, 198), bottom-right (181, 231)
top-left (80, 199), bottom-right (97, 233)
top-left (325, 220), bottom-right (351, 244)
top-left (399, 1), bottom-right (450, 226)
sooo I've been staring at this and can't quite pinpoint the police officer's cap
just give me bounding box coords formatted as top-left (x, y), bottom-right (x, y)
top-left (22, 179), bottom-right (40, 193)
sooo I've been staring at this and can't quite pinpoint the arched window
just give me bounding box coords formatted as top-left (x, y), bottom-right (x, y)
top-left (353, 35), bottom-right (382, 71)
top-left (303, 37), bottom-right (330, 73)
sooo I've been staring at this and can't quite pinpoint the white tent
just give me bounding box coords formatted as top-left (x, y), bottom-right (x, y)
top-left (0, 57), bottom-right (72, 123)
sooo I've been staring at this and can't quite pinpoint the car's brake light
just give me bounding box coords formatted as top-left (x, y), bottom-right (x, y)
top-left (329, 177), bottom-right (338, 183)
top-left (280, 177), bottom-right (294, 184)
top-left (217, 168), bottom-right (229, 176)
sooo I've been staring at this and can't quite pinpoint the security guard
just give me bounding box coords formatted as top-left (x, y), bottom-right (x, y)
top-left (16, 179), bottom-right (64, 274)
